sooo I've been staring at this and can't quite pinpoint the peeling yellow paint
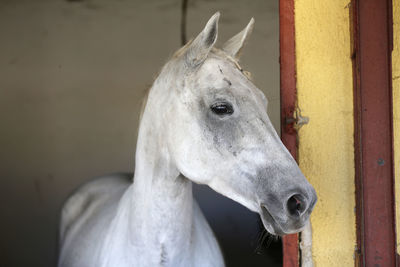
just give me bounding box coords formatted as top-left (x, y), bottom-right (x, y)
top-left (294, 0), bottom-right (356, 266)
top-left (393, 0), bottom-right (400, 256)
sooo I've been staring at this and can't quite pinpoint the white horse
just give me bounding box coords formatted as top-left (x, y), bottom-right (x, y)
top-left (58, 13), bottom-right (317, 267)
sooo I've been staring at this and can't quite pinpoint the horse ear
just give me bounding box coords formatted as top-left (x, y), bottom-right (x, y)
top-left (222, 18), bottom-right (254, 60)
top-left (185, 12), bottom-right (220, 67)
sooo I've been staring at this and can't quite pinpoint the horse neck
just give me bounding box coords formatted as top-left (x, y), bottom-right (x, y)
top-left (130, 114), bottom-right (194, 245)
top-left (105, 69), bottom-right (195, 263)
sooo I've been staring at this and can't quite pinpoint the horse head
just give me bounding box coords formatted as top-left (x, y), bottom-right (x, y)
top-left (151, 12), bottom-right (316, 236)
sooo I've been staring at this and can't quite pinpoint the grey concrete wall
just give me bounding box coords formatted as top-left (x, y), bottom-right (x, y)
top-left (0, 0), bottom-right (280, 266)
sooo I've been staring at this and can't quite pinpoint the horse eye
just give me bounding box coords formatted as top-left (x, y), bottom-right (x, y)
top-left (210, 102), bottom-right (234, 116)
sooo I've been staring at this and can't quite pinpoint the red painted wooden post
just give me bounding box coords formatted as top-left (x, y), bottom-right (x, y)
top-left (279, 0), bottom-right (299, 266)
top-left (352, 0), bottom-right (398, 266)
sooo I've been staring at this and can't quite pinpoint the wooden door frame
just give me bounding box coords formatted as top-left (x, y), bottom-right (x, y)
top-left (279, 0), bottom-right (300, 266)
top-left (279, 0), bottom-right (397, 266)
top-left (352, 0), bottom-right (398, 266)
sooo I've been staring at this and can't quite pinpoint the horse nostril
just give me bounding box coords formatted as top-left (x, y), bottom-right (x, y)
top-left (287, 194), bottom-right (306, 217)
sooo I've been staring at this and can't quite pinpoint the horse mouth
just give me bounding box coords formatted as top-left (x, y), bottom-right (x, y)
top-left (260, 204), bottom-right (308, 236)
top-left (260, 205), bottom-right (285, 236)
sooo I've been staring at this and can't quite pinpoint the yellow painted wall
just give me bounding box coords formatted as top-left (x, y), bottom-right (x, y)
top-left (393, 0), bottom-right (400, 256)
top-left (295, 0), bottom-right (356, 266)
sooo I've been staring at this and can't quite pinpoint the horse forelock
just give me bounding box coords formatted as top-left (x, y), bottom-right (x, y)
top-left (173, 41), bottom-right (252, 79)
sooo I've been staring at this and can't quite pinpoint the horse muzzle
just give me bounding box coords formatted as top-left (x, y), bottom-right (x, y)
top-left (259, 187), bottom-right (317, 236)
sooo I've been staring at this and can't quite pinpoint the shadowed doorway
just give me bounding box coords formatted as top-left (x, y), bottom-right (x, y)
top-left (0, 0), bottom-right (281, 266)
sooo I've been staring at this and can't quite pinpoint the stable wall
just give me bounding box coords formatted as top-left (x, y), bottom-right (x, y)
top-left (295, 0), bottom-right (356, 266)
